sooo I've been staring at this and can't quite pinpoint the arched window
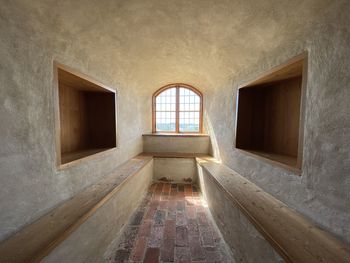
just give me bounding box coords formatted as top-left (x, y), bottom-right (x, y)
top-left (153, 84), bottom-right (203, 133)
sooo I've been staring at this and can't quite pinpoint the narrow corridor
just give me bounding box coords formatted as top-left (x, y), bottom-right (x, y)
top-left (108, 182), bottom-right (233, 263)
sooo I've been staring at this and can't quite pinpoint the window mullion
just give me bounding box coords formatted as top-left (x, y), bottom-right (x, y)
top-left (176, 86), bottom-right (179, 133)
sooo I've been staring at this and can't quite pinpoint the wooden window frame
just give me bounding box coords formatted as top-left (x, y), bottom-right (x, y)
top-left (152, 83), bottom-right (203, 134)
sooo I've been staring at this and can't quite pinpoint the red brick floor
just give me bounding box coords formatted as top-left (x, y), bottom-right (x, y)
top-left (111, 183), bottom-right (232, 263)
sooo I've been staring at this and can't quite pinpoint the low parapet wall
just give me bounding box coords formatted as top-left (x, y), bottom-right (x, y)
top-left (196, 157), bottom-right (350, 263)
top-left (0, 156), bottom-right (153, 263)
top-left (143, 133), bottom-right (210, 154)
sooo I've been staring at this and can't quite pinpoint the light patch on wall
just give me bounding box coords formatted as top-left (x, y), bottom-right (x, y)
top-left (204, 111), bottom-right (222, 162)
top-left (197, 163), bottom-right (208, 202)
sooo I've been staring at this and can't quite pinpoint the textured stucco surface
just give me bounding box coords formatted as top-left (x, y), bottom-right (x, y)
top-left (143, 135), bottom-right (210, 154)
top-left (153, 158), bottom-right (198, 183)
top-left (1, 0), bottom-right (349, 260)
top-left (0, 0), bottom-right (150, 241)
top-left (41, 160), bottom-right (153, 263)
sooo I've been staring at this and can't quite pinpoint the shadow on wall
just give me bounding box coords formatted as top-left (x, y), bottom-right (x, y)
top-left (204, 111), bottom-right (222, 162)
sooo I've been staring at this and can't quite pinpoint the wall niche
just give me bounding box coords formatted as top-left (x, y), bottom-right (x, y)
top-left (54, 63), bottom-right (117, 167)
top-left (235, 53), bottom-right (307, 173)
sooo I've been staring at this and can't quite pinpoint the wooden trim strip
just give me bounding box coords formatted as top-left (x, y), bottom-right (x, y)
top-left (54, 62), bottom-right (116, 93)
top-left (196, 157), bottom-right (350, 263)
top-left (237, 52), bottom-right (308, 89)
top-left (235, 149), bottom-right (301, 175)
top-left (142, 152), bottom-right (211, 158)
top-left (142, 133), bottom-right (209, 137)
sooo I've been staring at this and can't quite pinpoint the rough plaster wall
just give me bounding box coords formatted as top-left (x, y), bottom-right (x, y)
top-left (0, 0), bottom-right (150, 241)
top-left (205, 1), bottom-right (350, 243)
top-left (198, 167), bottom-right (283, 263)
top-left (41, 160), bottom-right (153, 263)
top-left (153, 158), bottom-right (198, 183)
top-left (143, 135), bottom-right (210, 154)
top-left (1, 0), bottom-right (349, 251)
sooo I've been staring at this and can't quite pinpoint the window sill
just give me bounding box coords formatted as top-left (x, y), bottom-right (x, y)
top-left (143, 133), bottom-right (209, 137)
top-left (58, 147), bottom-right (116, 170)
top-left (235, 148), bottom-right (301, 175)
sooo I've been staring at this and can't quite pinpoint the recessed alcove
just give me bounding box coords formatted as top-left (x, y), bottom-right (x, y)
top-left (235, 53), bottom-right (307, 172)
top-left (54, 63), bottom-right (117, 166)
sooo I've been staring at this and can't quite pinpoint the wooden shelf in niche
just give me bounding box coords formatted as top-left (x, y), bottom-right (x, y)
top-left (54, 63), bottom-right (117, 166)
top-left (235, 53), bottom-right (307, 172)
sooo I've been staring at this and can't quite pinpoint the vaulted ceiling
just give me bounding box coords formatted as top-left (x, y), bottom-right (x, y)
top-left (1, 0), bottom-right (333, 93)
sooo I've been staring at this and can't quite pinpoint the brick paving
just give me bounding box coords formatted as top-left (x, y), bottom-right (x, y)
top-left (111, 182), bottom-right (233, 263)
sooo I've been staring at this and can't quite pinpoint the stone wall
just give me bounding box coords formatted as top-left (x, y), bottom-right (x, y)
top-left (154, 158), bottom-right (198, 183)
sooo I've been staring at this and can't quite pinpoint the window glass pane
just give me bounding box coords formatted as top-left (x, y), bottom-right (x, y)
top-left (194, 112), bottom-right (200, 119)
top-left (194, 103), bottom-right (200, 111)
top-left (155, 87), bottom-right (177, 132)
top-left (190, 96), bottom-right (194, 104)
top-left (180, 104), bottom-right (185, 111)
top-left (178, 87), bottom-right (200, 132)
top-left (156, 112), bottom-right (176, 132)
top-left (179, 88), bottom-right (185, 96)
top-left (179, 119), bottom-right (199, 132)
top-left (156, 122), bottom-right (176, 132)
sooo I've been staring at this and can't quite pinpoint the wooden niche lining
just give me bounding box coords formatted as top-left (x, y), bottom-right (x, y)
top-left (54, 63), bottom-right (117, 167)
top-left (235, 52), bottom-right (307, 173)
